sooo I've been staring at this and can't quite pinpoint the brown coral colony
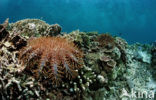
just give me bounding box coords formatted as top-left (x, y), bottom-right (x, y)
top-left (96, 33), bottom-right (115, 49)
top-left (19, 37), bottom-right (83, 85)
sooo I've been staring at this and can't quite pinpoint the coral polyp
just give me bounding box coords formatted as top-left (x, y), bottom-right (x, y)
top-left (19, 37), bottom-right (83, 85)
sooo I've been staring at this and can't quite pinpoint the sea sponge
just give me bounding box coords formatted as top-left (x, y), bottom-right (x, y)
top-left (19, 37), bottom-right (83, 85)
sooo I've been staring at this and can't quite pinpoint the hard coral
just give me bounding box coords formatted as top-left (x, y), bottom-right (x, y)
top-left (0, 19), bottom-right (27, 51)
top-left (100, 54), bottom-right (116, 72)
top-left (10, 19), bottom-right (62, 37)
top-left (151, 41), bottom-right (156, 66)
top-left (45, 24), bottom-right (61, 36)
top-left (10, 19), bottom-right (48, 37)
top-left (0, 19), bottom-right (9, 42)
top-left (19, 37), bottom-right (83, 85)
top-left (95, 33), bottom-right (115, 49)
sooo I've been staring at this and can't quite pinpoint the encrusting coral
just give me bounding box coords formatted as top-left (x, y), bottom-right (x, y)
top-left (19, 36), bottom-right (83, 86)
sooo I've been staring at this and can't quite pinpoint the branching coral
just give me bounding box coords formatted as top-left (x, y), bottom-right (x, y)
top-left (19, 37), bottom-right (83, 86)
top-left (0, 19), bottom-right (9, 42)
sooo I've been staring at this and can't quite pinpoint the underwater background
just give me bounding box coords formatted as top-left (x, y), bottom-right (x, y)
top-left (0, 0), bottom-right (156, 43)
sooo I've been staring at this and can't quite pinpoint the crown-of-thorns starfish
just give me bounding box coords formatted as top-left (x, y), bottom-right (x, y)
top-left (19, 37), bottom-right (83, 85)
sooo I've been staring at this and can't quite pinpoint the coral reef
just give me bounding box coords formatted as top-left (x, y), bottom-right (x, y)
top-left (0, 19), bottom-right (155, 100)
top-left (0, 20), bottom-right (83, 100)
top-left (100, 54), bottom-right (116, 72)
top-left (122, 43), bottom-right (155, 100)
top-left (45, 24), bottom-right (62, 36)
top-left (0, 19), bottom-right (9, 42)
top-left (0, 19), bottom-right (42, 100)
top-left (9, 19), bottom-right (62, 37)
top-left (95, 33), bottom-right (115, 49)
top-left (63, 30), bottom-right (127, 97)
top-left (151, 41), bottom-right (156, 66)
top-left (19, 37), bottom-right (83, 86)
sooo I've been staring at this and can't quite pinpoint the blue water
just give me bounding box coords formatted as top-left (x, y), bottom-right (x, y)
top-left (0, 0), bottom-right (156, 44)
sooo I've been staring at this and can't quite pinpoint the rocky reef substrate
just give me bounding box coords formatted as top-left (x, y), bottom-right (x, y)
top-left (0, 19), bottom-right (156, 100)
